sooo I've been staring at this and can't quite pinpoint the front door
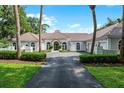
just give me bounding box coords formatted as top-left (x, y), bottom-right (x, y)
top-left (54, 41), bottom-right (59, 50)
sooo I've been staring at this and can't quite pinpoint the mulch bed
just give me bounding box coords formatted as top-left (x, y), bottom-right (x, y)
top-left (0, 59), bottom-right (46, 65)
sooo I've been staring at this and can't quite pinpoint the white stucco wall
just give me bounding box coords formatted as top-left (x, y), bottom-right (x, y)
top-left (110, 38), bottom-right (120, 50)
top-left (69, 41), bottom-right (86, 51)
top-left (86, 39), bottom-right (108, 53)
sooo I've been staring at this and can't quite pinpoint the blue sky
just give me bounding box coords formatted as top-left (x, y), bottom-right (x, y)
top-left (25, 5), bottom-right (122, 33)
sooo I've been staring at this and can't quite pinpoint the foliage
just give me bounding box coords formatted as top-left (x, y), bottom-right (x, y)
top-left (0, 38), bottom-right (9, 48)
top-left (86, 66), bottom-right (124, 88)
top-left (27, 17), bottom-right (50, 34)
top-left (97, 17), bottom-right (122, 31)
top-left (42, 24), bottom-right (50, 33)
top-left (0, 50), bottom-right (46, 61)
top-left (0, 5), bottom-right (33, 39)
top-left (0, 50), bottom-right (16, 59)
top-left (0, 5), bottom-right (16, 39)
top-left (0, 63), bottom-right (40, 88)
top-left (49, 45), bottom-right (53, 50)
top-left (0, 5), bottom-right (50, 40)
top-left (21, 52), bottom-right (46, 61)
top-left (80, 54), bottom-right (119, 63)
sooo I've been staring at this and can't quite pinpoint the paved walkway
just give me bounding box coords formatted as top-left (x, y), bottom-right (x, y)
top-left (26, 52), bottom-right (102, 88)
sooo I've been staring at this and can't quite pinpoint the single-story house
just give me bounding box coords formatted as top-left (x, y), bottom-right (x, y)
top-left (11, 23), bottom-right (122, 54)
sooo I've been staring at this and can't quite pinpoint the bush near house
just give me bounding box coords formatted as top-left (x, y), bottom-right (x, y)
top-left (0, 50), bottom-right (16, 59)
top-left (80, 54), bottom-right (119, 63)
top-left (21, 52), bottom-right (46, 61)
top-left (0, 50), bottom-right (46, 61)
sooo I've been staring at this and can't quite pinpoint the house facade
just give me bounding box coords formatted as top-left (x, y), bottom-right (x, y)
top-left (11, 23), bottom-right (122, 54)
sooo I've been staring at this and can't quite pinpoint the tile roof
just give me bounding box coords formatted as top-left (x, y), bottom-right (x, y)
top-left (12, 23), bottom-right (122, 42)
top-left (12, 32), bottom-right (38, 42)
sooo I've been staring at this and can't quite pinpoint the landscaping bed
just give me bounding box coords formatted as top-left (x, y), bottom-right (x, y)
top-left (0, 63), bottom-right (41, 88)
top-left (86, 64), bottom-right (124, 88)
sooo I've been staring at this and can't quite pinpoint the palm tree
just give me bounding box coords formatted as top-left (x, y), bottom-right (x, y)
top-left (42, 24), bottom-right (50, 33)
top-left (39, 5), bottom-right (43, 52)
top-left (13, 5), bottom-right (21, 59)
top-left (120, 5), bottom-right (124, 62)
top-left (89, 5), bottom-right (97, 54)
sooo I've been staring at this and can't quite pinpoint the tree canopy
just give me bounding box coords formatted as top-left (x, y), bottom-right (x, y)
top-left (0, 5), bottom-right (49, 40)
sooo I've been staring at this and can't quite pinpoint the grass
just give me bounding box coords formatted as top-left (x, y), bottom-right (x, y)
top-left (0, 63), bottom-right (41, 88)
top-left (86, 64), bottom-right (124, 88)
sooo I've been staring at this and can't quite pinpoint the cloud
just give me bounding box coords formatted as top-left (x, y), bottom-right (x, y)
top-left (42, 15), bottom-right (57, 26)
top-left (27, 13), bottom-right (40, 18)
top-left (26, 13), bottom-right (58, 26)
top-left (69, 24), bottom-right (81, 28)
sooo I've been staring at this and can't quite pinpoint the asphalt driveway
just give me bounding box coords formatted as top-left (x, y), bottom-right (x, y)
top-left (26, 52), bottom-right (102, 88)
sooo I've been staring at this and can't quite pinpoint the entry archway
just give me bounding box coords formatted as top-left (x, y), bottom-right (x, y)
top-left (54, 41), bottom-right (60, 50)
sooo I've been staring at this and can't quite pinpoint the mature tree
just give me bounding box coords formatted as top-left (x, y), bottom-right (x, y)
top-left (120, 5), bottom-right (124, 62)
top-left (13, 5), bottom-right (21, 59)
top-left (0, 5), bottom-right (32, 39)
top-left (89, 5), bottom-right (97, 54)
top-left (39, 5), bottom-right (43, 52)
top-left (0, 5), bottom-right (16, 39)
top-left (28, 17), bottom-right (50, 34)
top-left (28, 17), bottom-right (39, 33)
top-left (19, 6), bottom-right (32, 34)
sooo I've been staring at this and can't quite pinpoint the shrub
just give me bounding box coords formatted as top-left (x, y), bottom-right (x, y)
top-left (21, 52), bottom-right (46, 61)
top-left (79, 54), bottom-right (119, 63)
top-left (0, 50), bottom-right (16, 59)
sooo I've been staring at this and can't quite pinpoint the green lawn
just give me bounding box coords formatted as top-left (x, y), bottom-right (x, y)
top-left (86, 65), bottom-right (124, 88)
top-left (0, 63), bottom-right (40, 88)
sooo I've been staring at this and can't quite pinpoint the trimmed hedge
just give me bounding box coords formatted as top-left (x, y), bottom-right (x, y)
top-left (80, 54), bottom-right (119, 63)
top-left (21, 52), bottom-right (46, 61)
top-left (0, 50), bottom-right (16, 59)
top-left (0, 50), bottom-right (46, 61)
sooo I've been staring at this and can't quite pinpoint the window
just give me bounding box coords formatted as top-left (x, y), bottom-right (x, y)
top-left (13, 42), bottom-right (16, 50)
top-left (118, 40), bottom-right (121, 50)
top-left (76, 43), bottom-right (80, 51)
top-left (62, 42), bottom-right (67, 50)
top-left (47, 42), bottom-right (51, 50)
top-left (31, 43), bottom-right (35, 51)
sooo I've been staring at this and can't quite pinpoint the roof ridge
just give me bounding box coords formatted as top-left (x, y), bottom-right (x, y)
top-left (29, 32), bottom-right (39, 41)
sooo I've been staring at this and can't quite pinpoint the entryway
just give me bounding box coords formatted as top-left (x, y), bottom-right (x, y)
top-left (54, 41), bottom-right (60, 50)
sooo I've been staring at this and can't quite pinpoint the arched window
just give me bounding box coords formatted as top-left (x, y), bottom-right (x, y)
top-left (62, 42), bottom-right (67, 50)
top-left (31, 43), bottom-right (35, 51)
top-left (118, 40), bottom-right (121, 50)
top-left (47, 42), bottom-right (51, 50)
top-left (54, 41), bottom-right (59, 50)
top-left (76, 43), bottom-right (80, 51)
top-left (13, 42), bottom-right (16, 50)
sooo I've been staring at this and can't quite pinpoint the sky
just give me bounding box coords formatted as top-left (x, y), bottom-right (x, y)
top-left (25, 5), bottom-right (122, 33)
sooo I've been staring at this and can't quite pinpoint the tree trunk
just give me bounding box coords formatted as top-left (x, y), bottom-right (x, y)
top-left (91, 9), bottom-right (97, 54)
top-left (13, 5), bottom-right (21, 59)
top-left (120, 5), bottom-right (124, 62)
top-left (39, 5), bottom-right (43, 52)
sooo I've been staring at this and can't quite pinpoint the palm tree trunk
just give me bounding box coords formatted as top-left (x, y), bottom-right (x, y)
top-left (39, 5), bottom-right (43, 52)
top-left (120, 5), bottom-right (124, 62)
top-left (91, 9), bottom-right (97, 54)
top-left (13, 5), bottom-right (21, 59)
